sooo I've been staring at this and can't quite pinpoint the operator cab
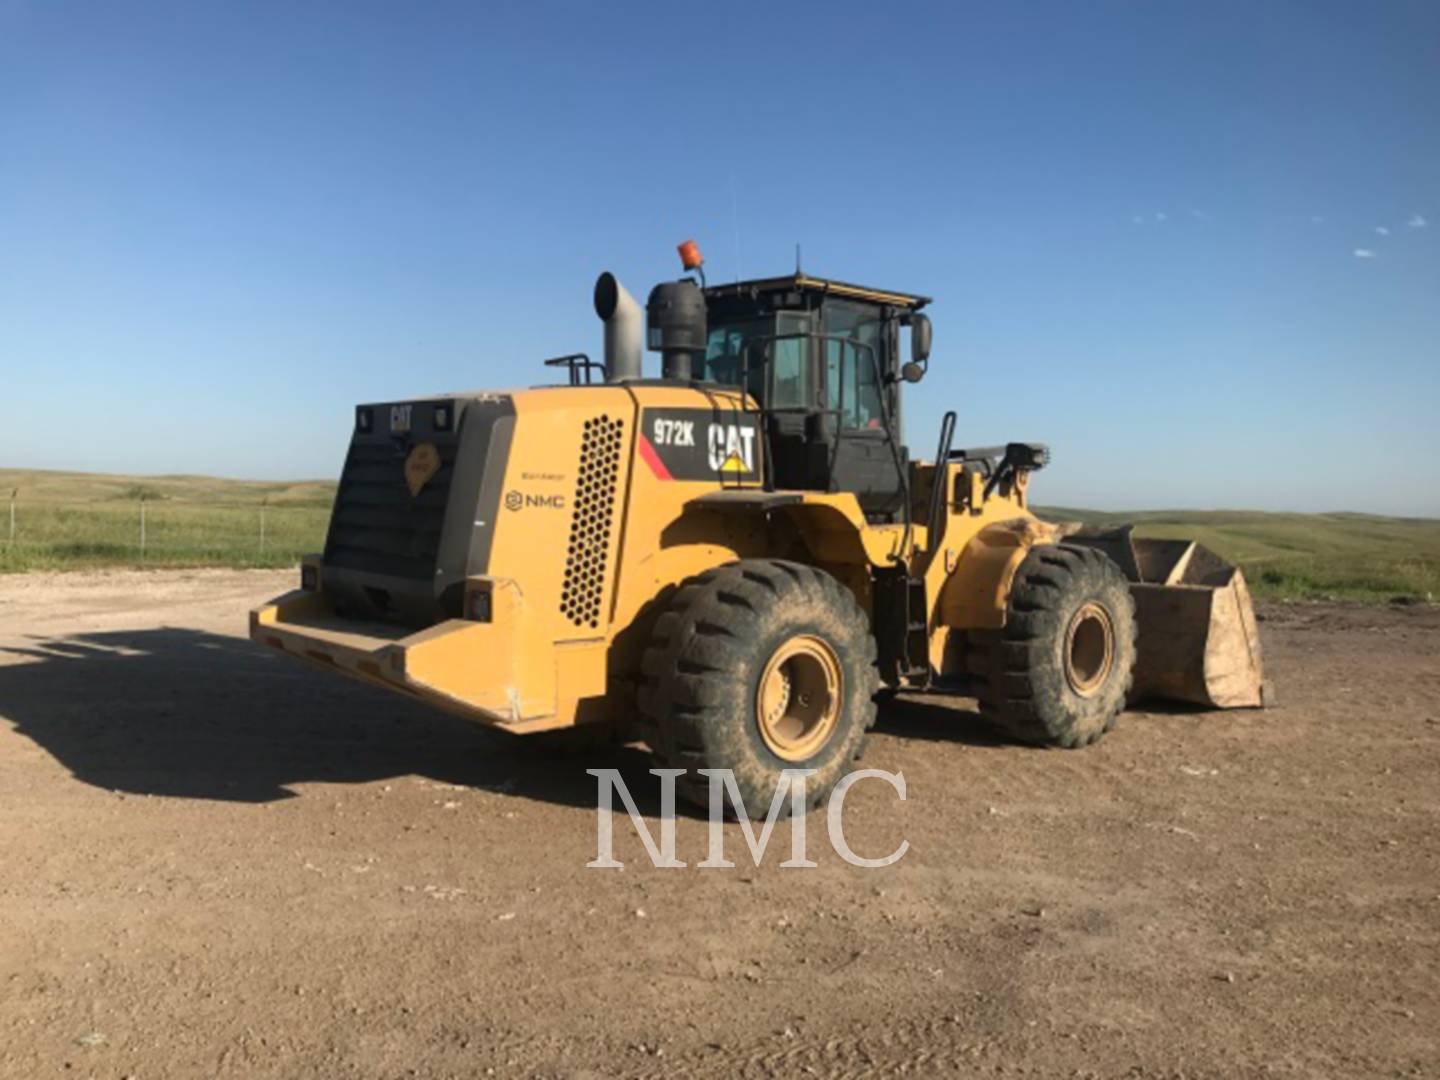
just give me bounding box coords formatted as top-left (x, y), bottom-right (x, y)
top-left (697, 275), bottom-right (932, 521)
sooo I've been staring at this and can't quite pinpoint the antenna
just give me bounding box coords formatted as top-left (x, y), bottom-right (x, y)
top-left (729, 170), bottom-right (743, 284)
top-left (795, 243), bottom-right (802, 275)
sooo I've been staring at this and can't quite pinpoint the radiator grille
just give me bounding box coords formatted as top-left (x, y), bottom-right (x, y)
top-left (324, 440), bottom-right (455, 580)
top-left (560, 415), bottom-right (624, 629)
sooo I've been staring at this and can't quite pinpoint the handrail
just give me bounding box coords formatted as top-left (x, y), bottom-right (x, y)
top-left (928, 411), bottom-right (957, 557)
top-left (542, 353), bottom-right (605, 387)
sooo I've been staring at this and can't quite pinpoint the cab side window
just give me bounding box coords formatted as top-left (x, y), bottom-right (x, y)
top-left (702, 312), bottom-right (814, 408)
top-left (822, 301), bottom-right (885, 430)
top-left (769, 313), bottom-right (811, 408)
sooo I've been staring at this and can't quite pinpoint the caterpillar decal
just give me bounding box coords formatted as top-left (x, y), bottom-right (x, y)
top-left (639, 407), bottom-right (761, 482)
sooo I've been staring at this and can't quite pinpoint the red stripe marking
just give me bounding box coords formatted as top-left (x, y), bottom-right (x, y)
top-left (637, 432), bottom-right (673, 480)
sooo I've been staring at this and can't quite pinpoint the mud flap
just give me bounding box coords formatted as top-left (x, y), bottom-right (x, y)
top-left (1069, 527), bottom-right (1270, 709)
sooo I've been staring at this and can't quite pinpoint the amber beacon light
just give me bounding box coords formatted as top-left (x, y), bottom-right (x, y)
top-left (677, 238), bottom-right (704, 271)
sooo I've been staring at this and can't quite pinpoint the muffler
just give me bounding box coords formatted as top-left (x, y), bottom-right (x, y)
top-left (1070, 526), bottom-right (1270, 709)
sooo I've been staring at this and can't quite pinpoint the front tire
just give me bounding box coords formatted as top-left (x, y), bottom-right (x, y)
top-left (967, 543), bottom-right (1136, 747)
top-left (637, 560), bottom-right (879, 815)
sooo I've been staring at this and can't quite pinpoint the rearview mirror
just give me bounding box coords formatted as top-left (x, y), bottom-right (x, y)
top-left (901, 361), bottom-right (925, 383)
top-left (910, 313), bottom-right (932, 364)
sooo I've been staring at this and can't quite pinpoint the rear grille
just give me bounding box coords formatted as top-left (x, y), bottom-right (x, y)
top-left (560, 415), bottom-right (624, 629)
top-left (324, 440), bottom-right (456, 580)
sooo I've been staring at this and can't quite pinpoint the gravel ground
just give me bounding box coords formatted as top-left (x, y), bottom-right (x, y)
top-left (0, 569), bottom-right (1437, 1078)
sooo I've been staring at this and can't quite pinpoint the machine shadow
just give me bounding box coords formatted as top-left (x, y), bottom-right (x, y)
top-left (0, 627), bottom-right (668, 813)
top-left (874, 692), bottom-right (1027, 749)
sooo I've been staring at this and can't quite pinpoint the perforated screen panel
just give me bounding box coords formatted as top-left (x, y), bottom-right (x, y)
top-left (559, 415), bottom-right (624, 629)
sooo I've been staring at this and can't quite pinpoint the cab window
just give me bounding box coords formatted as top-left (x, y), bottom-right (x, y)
top-left (701, 312), bottom-right (812, 407)
top-left (701, 317), bottom-right (766, 388)
top-left (822, 301), bottom-right (885, 429)
top-left (769, 313), bottom-right (810, 408)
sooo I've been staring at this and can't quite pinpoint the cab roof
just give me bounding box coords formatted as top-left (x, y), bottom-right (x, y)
top-left (702, 273), bottom-right (931, 311)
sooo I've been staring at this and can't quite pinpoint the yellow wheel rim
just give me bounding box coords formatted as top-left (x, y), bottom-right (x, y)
top-left (755, 634), bottom-right (843, 762)
top-left (1064, 601), bottom-right (1115, 697)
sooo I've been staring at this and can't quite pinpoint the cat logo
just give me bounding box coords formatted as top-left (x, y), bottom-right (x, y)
top-left (708, 423), bottom-right (757, 474)
top-left (639, 408), bottom-right (761, 481)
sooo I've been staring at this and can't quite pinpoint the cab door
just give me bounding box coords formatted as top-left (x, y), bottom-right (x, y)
top-left (821, 301), bottom-right (905, 519)
top-left (762, 311), bottom-right (829, 492)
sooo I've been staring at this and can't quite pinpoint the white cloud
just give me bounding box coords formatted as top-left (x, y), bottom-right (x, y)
top-left (1155, 212), bottom-right (1168, 223)
top-left (1353, 248), bottom-right (1378, 259)
top-left (1375, 226), bottom-right (1391, 236)
top-left (1131, 215), bottom-right (1145, 225)
top-left (1409, 214), bottom-right (1428, 228)
top-left (1190, 208), bottom-right (1209, 220)
top-left (1311, 216), bottom-right (1325, 224)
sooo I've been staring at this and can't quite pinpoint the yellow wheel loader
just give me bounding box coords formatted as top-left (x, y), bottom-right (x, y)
top-left (251, 244), bottom-right (1266, 812)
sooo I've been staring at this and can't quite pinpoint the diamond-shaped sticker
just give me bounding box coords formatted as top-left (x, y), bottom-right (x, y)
top-left (405, 443), bottom-right (441, 496)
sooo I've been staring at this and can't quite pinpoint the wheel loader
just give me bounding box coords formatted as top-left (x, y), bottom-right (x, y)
top-left (251, 242), bottom-right (1266, 812)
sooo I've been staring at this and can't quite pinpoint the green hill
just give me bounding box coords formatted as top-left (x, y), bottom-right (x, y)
top-left (0, 469), bottom-right (1434, 600)
top-left (0, 467), bottom-right (335, 507)
top-left (1038, 507), bottom-right (1440, 602)
top-left (0, 468), bottom-right (335, 572)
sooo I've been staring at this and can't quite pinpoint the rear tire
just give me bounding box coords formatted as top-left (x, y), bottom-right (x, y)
top-left (967, 543), bottom-right (1136, 748)
top-left (637, 560), bottom-right (879, 815)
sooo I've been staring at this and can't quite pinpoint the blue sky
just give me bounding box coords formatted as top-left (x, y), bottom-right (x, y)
top-left (1, 1), bottom-right (1436, 515)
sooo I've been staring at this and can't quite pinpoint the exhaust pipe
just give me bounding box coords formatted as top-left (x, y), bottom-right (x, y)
top-left (593, 272), bottom-right (643, 382)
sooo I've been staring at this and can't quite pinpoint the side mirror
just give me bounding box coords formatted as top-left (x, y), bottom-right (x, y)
top-left (901, 361), bottom-right (925, 383)
top-left (910, 313), bottom-right (932, 364)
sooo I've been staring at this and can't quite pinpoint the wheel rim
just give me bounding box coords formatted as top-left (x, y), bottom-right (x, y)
top-left (1064, 602), bottom-right (1115, 697)
top-left (756, 634), bottom-right (843, 762)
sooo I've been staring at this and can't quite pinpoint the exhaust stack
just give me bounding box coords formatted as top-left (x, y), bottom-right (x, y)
top-left (593, 272), bottom-right (643, 382)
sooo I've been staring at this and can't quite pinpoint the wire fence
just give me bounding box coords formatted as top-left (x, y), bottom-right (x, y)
top-left (0, 493), bottom-right (330, 571)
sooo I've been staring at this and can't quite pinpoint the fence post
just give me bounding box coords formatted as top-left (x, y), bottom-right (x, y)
top-left (139, 495), bottom-right (146, 559)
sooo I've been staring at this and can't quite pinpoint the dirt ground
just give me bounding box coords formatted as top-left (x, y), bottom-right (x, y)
top-left (0, 570), bottom-right (1436, 1079)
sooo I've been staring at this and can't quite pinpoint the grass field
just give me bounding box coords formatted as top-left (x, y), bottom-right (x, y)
top-left (1, 469), bottom-right (1435, 602)
top-left (1041, 507), bottom-right (1440, 602)
top-left (0, 469), bottom-right (333, 573)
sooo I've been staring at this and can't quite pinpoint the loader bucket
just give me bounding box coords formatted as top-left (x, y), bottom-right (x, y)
top-left (1069, 527), bottom-right (1269, 709)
